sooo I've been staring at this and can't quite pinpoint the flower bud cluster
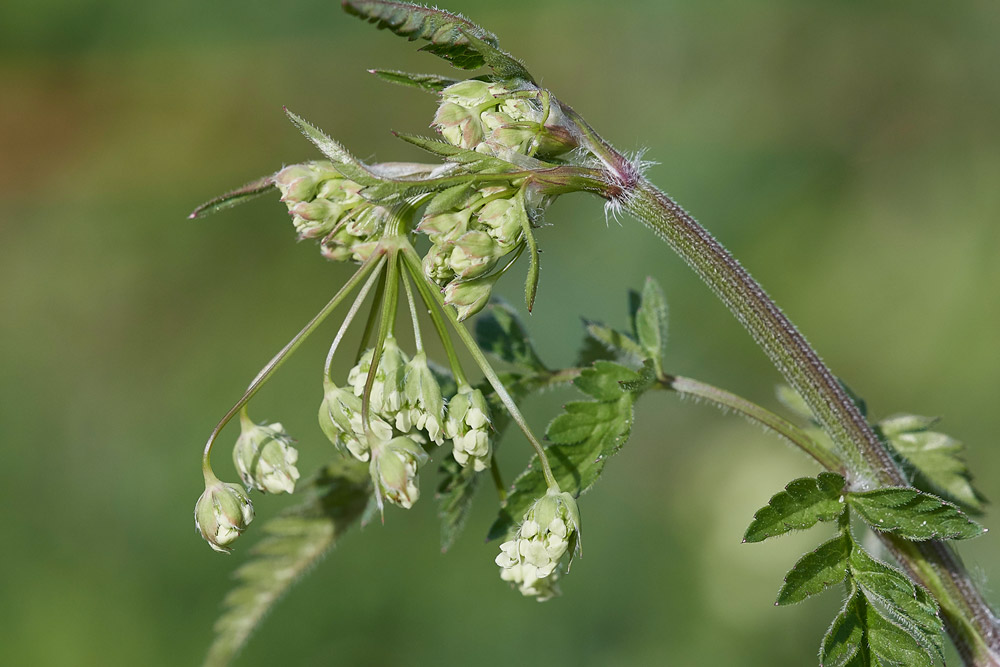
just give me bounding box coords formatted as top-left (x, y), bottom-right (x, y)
top-left (495, 490), bottom-right (580, 601)
top-left (433, 81), bottom-right (576, 159)
top-left (195, 478), bottom-right (255, 553)
top-left (274, 161), bottom-right (382, 263)
top-left (418, 184), bottom-right (528, 321)
top-left (233, 416), bottom-right (301, 495)
top-left (443, 384), bottom-right (492, 472)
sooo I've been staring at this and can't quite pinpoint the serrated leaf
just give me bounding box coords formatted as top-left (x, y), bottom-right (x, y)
top-left (487, 362), bottom-right (639, 541)
top-left (864, 602), bottom-right (934, 667)
top-left (580, 319), bottom-right (646, 364)
top-left (474, 299), bottom-right (547, 372)
top-left (848, 487), bottom-right (984, 540)
top-left (343, 0), bottom-right (496, 69)
top-left (821, 584), bottom-right (867, 667)
top-left (879, 414), bottom-right (987, 514)
top-left (743, 472), bottom-right (846, 543)
top-left (435, 456), bottom-right (479, 552)
top-left (776, 532), bottom-right (851, 605)
top-left (189, 174), bottom-right (276, 219)
top-left (204, 459), bottom-right (370, 667)
top-left (634, 277), bottom-right (668, 369)
top-left (456, 26), bottom-right (534, 83)
top-left (425, 183), bottom-right (474, 216)
top-left (570, 360), bottom-right (638, 402)
top-left (619, 359), bottom-right (657, 393)
top-left (369, 68), bottom-right (460, 92)
top-left (849, 547), bottom-right (944, 661)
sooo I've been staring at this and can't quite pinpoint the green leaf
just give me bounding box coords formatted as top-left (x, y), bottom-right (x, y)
top-left (342, 0), bottom-right (497, 69)
top-left (743, 472), bottom-right (846, 543)
top-left (474, 299), bottom-right (547, 372)
top-left (864, 602), bottom-right (934, 667)
top-left (776, 532), bottom-right (851, 605)
top-left (368, 68), bottom-right (460, 92)
top-left (204, 459), bottom-right (371, 667)
top-left (456, 26), bottom-right (535, 83)
top-left (634, 277), bottom-right (668, 369)
top-left (618, 358), bottom-right (657, 394)
top-left (821, 584), bottom-right (867, 667)
top-left (188, 174), bottom-right (276, 219)
top-left (879, 414), bottom-right (987, 514)
top-left (849, 547), bottom-right (944, 661)
top-left (579, 319), bottom-right (646, 364)
top-left (435, 456), bottom-right (480, 552)
top-left (487, 361), bottom-right (639, 541)
top-left (848, 487), bottom-right (984, 540)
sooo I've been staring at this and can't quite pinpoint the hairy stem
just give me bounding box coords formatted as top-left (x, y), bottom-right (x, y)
top-left (618, 174), bottom-right (998, 665)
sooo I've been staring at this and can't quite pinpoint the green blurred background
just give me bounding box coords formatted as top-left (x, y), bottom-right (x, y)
top-left (2, 1), bottom-right (998, 665)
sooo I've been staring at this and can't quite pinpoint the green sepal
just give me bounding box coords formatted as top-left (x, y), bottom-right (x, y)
top-left (848, 547), bottom-right (944, 661)
top-left (283, 109), bottom-right (381, 186)
top-left (435, 456), bottom-right (479, 552)
top-left (393, 132), bottom-right (518, 173)
top-left (878, 414), bottom-right (987, 514)
top-left (514, 191), bottom-right (539, 311)
top-left (847, 487), bottom-right (984, 540)
top-left (743, 472), bottom-right (846, 543)
top-left (776, 531), bottom-right (851, 605)
top-left (474, 299), bottom-right (547, 372)
top-left (487, 361), bottom-right (640, 541)
top-left (189, 174), bottom-right (276, 219)
top-left (368, 68), bottom-right (460, 92)
top-left (633, 277), bottom-right (668, 371)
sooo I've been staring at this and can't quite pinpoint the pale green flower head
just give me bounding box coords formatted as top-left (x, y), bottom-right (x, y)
top-left (445, 385), bottom-right (492, 471)
top-left (233, 415), bottom-right (300, 495)
top-left (194, 478), bottom-right (255, 554)
top-left (475, 197), bottom-right (523, 249)
top-left (416, 208), bottom-right (472, 244)
top-left (448, 230), bottom-right (500, 280)
top-left (422, 242), bottom-right (457, 286)
top-left (495, 488), bottom-right (581, 600)
top-left (370, 435), bottom-right (429, 511)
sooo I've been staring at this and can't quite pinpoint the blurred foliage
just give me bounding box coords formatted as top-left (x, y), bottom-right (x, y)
top-left (1, 0), bottom-right (998, 665)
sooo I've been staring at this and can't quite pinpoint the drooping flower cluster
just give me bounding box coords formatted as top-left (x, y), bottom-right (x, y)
top-left (419, 183), bottom-right (529, 321)
top-left (274, 161), bottom-right (383, 263)
top-left (232, 415), bottom-right (301, 494)
top-left (496, 489), bottom-right (581, 601)
top-left (319, 336), bottom-right (492, 510)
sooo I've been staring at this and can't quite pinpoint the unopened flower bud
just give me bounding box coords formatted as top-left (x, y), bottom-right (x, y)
top-left (195, 477), bottom-right (255, 553)
top-left (442, 80), bottom-right (494, 106)
top-left (319, 378), bottom-right (392, 462)
top-left (476, 197), bottom-right (524, 248)
top-left (433, 102), bottom-right (484, 150)
top-left (443, 273), bottom-right (498, 322)
top-left (233, 414), bottom-right (300, 494)
top-left (274, 162), bottom-right (332, 202)
top-left (370, 436), bottom-right (429, 510)
top-left (417, 209), bottom-right (472, 244)
top-left (450, 230), bottom-right (500, 280)
top-left (495, 489), bottom-right (581, 600)
top-left (423, 242), bottom-right (456, 286)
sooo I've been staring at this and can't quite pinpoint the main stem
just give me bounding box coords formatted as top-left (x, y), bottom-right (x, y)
top-left (622, 177), bottom-right (999, 665)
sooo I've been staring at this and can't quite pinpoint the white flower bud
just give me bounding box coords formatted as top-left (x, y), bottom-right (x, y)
top-left (403, 351), bottom-right (446, 445)
top-left (495, 489), bottom-right (580, 600)
top-left (449, 230), bottom-right (500, 280)
top-left (233, 415), bottom-right (300, 494)
top-left (443, 274), bottom-right (497, 322)
top-left (475, 197), bottom-right (524, 249)
top-left (445, 385), bottom-right (492, 472)
top-left (319, 378), bottom-right (392, 462)
top-left (194, 478), bottom-right (255, 553)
